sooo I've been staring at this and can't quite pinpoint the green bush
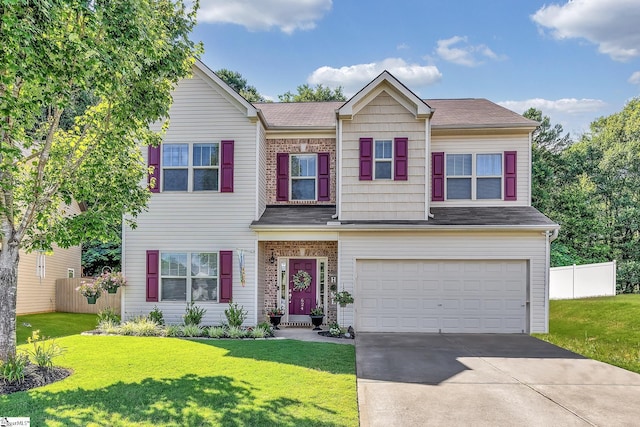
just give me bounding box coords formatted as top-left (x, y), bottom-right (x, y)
top-left (1, 353), bottom-right (28, 384)
top-left (119, 317), bottom-right (164, 336)
top-left (183, 302), bottom-right (206, 326)
top-left (182, 324), bottom-right (203, 337)
top-left (26, 330), bottom-right (65, 369)
top-left (207, 326), bottom-right (226, 338)
top-left (227, 326), bottom-right (247, 339)
top-left (224, 302), bottom-right (247, 327)
top-left (97, 306), bottom-right (121, 325)
top-left (251, 325), bottom-right (270, 338)
top-left (617, 260), bottom-right (640, 293)
top-left (165, 324), bottom-right (183, 337)
top-left (148, 306), bottom-right (165, 325)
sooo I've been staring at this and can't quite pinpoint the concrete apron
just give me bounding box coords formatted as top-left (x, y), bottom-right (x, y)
top-left (356, 333), bottom-right (640, 427)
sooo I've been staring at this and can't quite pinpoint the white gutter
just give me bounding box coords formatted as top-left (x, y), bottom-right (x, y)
top-left (250, 224), bottom-right (561, 232)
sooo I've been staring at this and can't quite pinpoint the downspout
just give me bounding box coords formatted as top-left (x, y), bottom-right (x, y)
top-left (425, 116), bottom-right (434, 219)
top-left (333, 113), bottom-right (341, 219)
top-left (121, 220), bottom-right (126, 320)
top-left (543, 228), bottom-right (559, 333)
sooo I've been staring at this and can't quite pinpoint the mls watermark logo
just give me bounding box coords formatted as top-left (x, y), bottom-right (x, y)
top-left (0, 418), bottom-right (30, 426)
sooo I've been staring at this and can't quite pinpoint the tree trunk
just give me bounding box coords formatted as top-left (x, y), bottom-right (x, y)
top-left (0, 243), bottom-right (19, 361)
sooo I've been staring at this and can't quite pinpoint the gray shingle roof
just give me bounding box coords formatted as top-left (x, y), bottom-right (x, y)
top-left (254, 99), bottom-right (536, 129)
top-left (251, 206), bottom-right (558, 228)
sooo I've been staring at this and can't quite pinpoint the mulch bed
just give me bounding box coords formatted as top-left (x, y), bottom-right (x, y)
top-left (1, 364), bottom-right (71, 395)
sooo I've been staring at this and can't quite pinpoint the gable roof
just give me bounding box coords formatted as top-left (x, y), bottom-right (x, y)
top-left (192, 59), bottom-right (259, 120)
top-left (254, 98), bottom-right (536, 130)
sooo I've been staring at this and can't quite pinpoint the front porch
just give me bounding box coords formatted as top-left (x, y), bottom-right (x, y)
top-left (258, 240), bottom-right (338, 325)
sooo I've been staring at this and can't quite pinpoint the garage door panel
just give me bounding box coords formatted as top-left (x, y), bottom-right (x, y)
top-left (356, 259), bottom-right (527, 333)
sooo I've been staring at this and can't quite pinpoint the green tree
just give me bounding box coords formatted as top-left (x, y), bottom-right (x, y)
top-left (0, 0), bottom-right (200, 360)
top-left (278, 84), bottom-right (346, 102)
top-left (215, 69), bottom-right (265, 102)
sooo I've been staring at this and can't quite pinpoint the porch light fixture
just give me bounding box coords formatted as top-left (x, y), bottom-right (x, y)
top-left (269, 251), bottom-right (276, 264)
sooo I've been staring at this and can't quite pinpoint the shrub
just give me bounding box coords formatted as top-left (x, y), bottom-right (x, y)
top-left (250, 325), bottom-right (270, 338)
top-left (207, 326), bottom-right (226, 338)
top-left (328, 322), bottom-right (342, 337)
top-left (119, 317), bottom-right (163, 336)
top-left (617, 260), bottom-right (640, 293)
top-left (225, 302), bottom-right (247, 327)
top-left (1, 353), bottom-right (28, 384)
top-left (148, 305), bottom-right (165, 325)
top-left (97, 320), bottom-right (121, 334)
top-left (182, 324), bottom-right (203, 337)
top-left (97, 306), bottom-right (121, 325)
top-left (26, 330), bottom-right (65, 369)
top-left (165, 324), bottom-right (183, 337)
top-left (183, 302), bottom-right (207, 326)
top-left (227, 326), bottom-right (247, 339)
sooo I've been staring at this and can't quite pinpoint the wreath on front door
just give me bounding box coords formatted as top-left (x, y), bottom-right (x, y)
top-left (292, 270), bottom-right (312, 291)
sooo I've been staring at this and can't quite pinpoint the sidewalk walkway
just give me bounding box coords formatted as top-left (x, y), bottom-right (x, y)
top-left (272, 327), bottom-right (355, 345)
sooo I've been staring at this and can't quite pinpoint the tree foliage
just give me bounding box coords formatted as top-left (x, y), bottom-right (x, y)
top-left (215, 69), bottom-right (265, 102)
top-left (278, 84), bottom-right (346, 102)
top-left (527, 100), bottom-right (640, 292)
top-left (0, 0), bottom-right (201, 360)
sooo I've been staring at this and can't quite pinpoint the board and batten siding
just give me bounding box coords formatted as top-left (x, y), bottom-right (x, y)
top-left (341, 91), bottom-right (426, 220)
top-left (338, 231), bottom-right (548, 333)
top-left (124, 69), bottom-right (259, 325)
top-left (431, 134), bottom-right (531, 206)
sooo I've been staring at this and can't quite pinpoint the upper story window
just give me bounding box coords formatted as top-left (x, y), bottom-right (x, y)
top-left (291, 154), bottom-right (317, 200)
top-left (160, 252), bottom-right (218, 302)
top-left (374, 140), bottom-right (393, 179)
top-left (276, 152), bottom-right (330, 202)
top-left (162, 143), bottom-right (219, 191)
top-left (446, 153), bottom-right (502, 200)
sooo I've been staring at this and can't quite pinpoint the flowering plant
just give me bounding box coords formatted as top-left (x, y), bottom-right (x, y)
top-left (310, 305), bottom-right (324, 316)
top-left (267, 306), bottom-right (284, 316)
top-left (76, 281), bottom-right (102, 298)
top-left (95, 271), bottom-right (127, 292)
top-left (333, 290), bottom-right (354, 306)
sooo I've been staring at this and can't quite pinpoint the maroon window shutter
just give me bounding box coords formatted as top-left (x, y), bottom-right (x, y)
top-left (359, 138), bottom-right (373, 180)
top-left (394, 137), bottom-right (408, 181)
top-left (148, 145), bottom-right (161, 193)
top-left (146, 250), bottom-right (159, 302)
top-left (431, 152), bottom-right (445, 201)
top-left (220, 140), bottom-right (234, 193)
top-left (219, 250), bottom-right (233, 303)
top-left (276, 153), bottom-right (289, 201)
top-left (317, 152), bottom-right (330, 201)
top-left (504, 151), bottom-right (517, 201)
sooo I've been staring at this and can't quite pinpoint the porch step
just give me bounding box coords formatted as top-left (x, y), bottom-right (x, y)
top-left (280, 322), bottom-right (318, 328)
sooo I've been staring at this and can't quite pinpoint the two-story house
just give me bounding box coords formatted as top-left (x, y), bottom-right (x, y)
top-left (122, 59), bottom-right (559, 334)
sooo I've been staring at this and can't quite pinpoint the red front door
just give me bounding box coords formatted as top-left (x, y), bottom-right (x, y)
top-left (289, 259), bottom-right (317, 315)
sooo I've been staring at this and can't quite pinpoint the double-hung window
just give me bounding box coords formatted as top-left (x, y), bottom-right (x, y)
top-left (160, 252), bottom-right (218, 302)
top-left (446, 153), bottom-right (502, 200)
top-left (290, 154), bottom-right (317, 200)
top-left (162, 143), bottom-right (219, 191)
top-left (374, 140), bottom-right (393, 179)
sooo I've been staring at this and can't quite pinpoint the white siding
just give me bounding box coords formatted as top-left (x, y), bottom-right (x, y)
top-left (338, 231), bottom-right (548, 333)
top-left (124, 70), bottom-right (258, 325)
top-left (431, 134), bottom-right (531, 206)
top-left (341, 91), bottom-right (426, 220)
top-left (257, 122), bottom-right (267, 220)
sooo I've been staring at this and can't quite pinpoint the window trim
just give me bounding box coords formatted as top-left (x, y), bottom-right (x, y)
top-left (445, 153), bottom-right (503, 200)
top-left (290, 153), bottom-right (318, 201)
top-left (374, 139), bottom-right (393, 180)
top-left (162, 142), bottom-right (220, 192)
top-left (159, 251), bottom-right (219, 302)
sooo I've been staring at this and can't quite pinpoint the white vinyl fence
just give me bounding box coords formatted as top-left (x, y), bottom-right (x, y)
top-left (550, 261), bottom-right (617, 300)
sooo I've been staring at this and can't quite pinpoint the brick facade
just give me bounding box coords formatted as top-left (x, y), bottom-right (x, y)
top-left (266, 138), bottom-right (336, 205)
top-left (259, 240), bottom-right (339, 324)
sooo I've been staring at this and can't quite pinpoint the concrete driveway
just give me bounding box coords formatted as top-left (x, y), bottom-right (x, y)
top-left (356, 333), bottom-right (640, 426)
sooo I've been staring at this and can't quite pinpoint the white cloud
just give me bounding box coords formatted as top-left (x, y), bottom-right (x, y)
top-left (307, 58), bottom-right (442, 95)
top-left (435, 36), bottom-right (505, 67)
top-left (629, 71), bottom-right (640, 85)
top-left (397, 43), bottom-right (410, 50)
top-left (197, 0), bottom-right (332, 34)
top-left (498, 98), bottom-right (607, 115)
top-left (532, 0), bottom-right (640, 61)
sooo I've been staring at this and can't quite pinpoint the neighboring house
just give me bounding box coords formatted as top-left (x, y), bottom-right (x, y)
top-left (122, 59), bottom-right (559, 334)
top-left (16, 201), bottom-right (83, 315)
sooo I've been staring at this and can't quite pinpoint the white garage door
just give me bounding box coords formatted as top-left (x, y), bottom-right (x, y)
top-left (356, 260), bottom-right (528, 333)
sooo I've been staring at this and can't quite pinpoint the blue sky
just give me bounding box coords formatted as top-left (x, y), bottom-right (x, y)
top-left (191, 0), bottom-right (640, 137)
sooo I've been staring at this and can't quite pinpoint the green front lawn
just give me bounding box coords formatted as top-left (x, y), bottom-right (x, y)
top-left (1, 335), bottom-right (358, 426)
top-left (17, 312), bottom-right (98, 344)
top-left (534, 295), bottom-right (640, 374)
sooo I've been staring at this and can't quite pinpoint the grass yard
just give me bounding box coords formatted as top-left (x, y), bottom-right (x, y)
top-left (534, 294), bottom-right (640, 374)
top-left (16, 312), bottom-right (98, 344)
top-left (1, 334), bottom-right (358, 426)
